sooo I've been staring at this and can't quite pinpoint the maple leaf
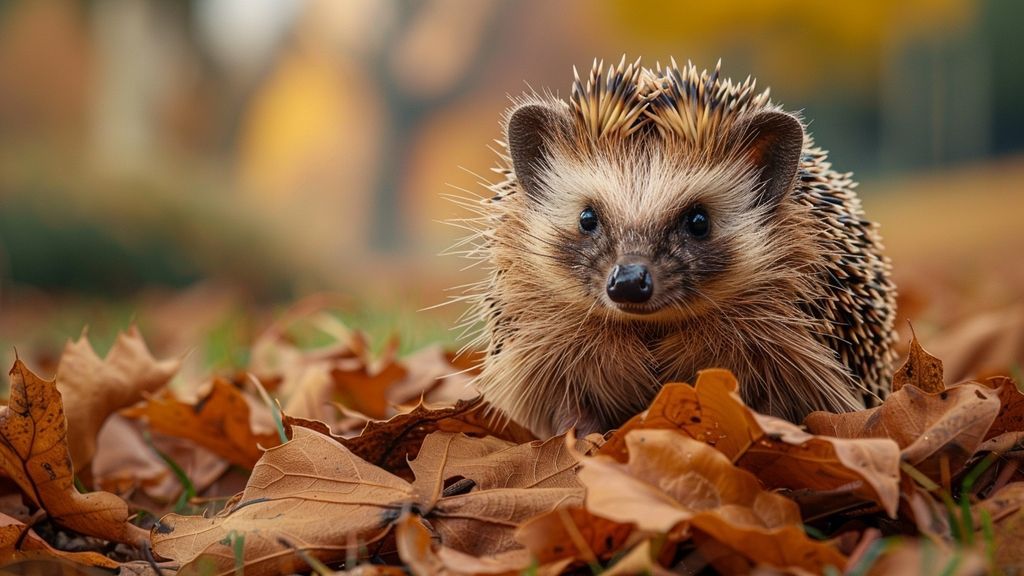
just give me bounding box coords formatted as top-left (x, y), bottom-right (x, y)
top-left (122, 378), bottom-right (282, 469)
top-left (152, 427), bottom-right (581, 575)
top-left (56, 326), bottom-right (180, 472)
top-left (579, 429), bottom-right (848, 573)
top-left (602, 369), bottom-right (901, 516)
top-left (0, 360), bottom-right (147, 545)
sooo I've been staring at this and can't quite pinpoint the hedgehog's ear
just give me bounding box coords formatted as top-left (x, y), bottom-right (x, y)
top-left (733, 111), bottom-right (804, 209)
top-left (507, 103), bottom-right (568, 200)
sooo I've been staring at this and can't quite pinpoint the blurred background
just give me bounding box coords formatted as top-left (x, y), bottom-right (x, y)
top-left (0, 0), bottom-right (1022, 374)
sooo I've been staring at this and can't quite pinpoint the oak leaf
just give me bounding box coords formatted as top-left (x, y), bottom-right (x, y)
top-left (0, 360), bottom-right (147, 545)
top-left (580, 429), bottom-right (847, 573)
top-left (122, 378), bottom-right (281, 469)
top-left (603, 369), bottom-right (901, 516)
top-left (153, 427), bottom-right (581, 575)
top-left (56, 326), bottom-right (180, 472)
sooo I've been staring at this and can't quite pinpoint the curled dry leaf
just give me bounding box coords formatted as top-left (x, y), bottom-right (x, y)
top-left (515, 505), bottom-right (634, 566)
top-left (0, 360), bottom-right (147, 545)
top-left (287, 396), bottom-right (535, 481)
top-left (395, 511), bottom-right (561, 576)
top-left (977, 376), bottom-right (1024, 453)
top-left (805, 381), bottom-right (1001, 478)
top-left (0, 512), bottom-right (118, 570)
top-left (603, 369), bottom-right (901, 516)
top-left (56, 326), bottom-right (180, 472)
top-left (579, 429), bottom-right (847, 573)
top-left (153, 427), bottom-right (581, 576)
top-left (122, 378), bottom-right (281, 469)
top-left (891, 330), bottom-right (945, 393)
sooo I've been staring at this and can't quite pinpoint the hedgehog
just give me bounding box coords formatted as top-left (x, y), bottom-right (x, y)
top-left (449, 57), bottom-right (897, 438)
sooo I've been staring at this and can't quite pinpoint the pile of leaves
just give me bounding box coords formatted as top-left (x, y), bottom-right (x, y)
top-left (0, 313), bottom-right (1022, 575)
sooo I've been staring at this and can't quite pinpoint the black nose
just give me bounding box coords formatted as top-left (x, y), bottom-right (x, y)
top-left (606, 263), bottom-right (653, 304)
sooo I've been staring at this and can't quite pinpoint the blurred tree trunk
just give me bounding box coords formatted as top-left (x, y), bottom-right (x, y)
top-left (365, 0), bottom-right (509, 252)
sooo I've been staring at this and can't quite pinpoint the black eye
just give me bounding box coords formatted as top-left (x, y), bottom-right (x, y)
top-left (684, 205), bottom-right (710, 238)
top-left (579, 207), bottom-right (599, 233)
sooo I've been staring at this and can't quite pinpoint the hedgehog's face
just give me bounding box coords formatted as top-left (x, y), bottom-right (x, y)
top-left (506, 103), bottom-right (804, 322)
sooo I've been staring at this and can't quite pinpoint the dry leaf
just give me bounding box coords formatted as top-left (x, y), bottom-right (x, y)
top-left (866, 539), bottom-right (987, 576)
top-left (603, 369), bottom-right (901, 516)
top-left (153, 427), bottom-right (581, 575)
top-left (806, 381), bottom-right (1001, 478)
top-left (56, 327), bottom-right (180, 472)
top-left (395, 511), bottom-right (551, 576)
top-left (122, 378), bottom-right (281, 469)
top-left (331, 360), bottom-right (407, 420)
top-left (580, 429), bottom-right (847, 573)
top-left (974, 482), bottom-right (1024, 570)
top-left (92, 415), bottom-right (229, 503)
top-left (977, 376), bottom-right (1024, 453)
top-left (153, 426), bottom-right (410, 575)
top-left (601, 539), bottom-right (677, 576)
top-left (0, 512), bottom-right (118, 569)
top-left (928, 305), bottom-right (1024, 384)
top-left (892, 330), bottom-right (945, 393)
top-left (287, 396), bottom-right (534, 481)
top-left (0, 360), bottom-right (147, 545)
top-left (515, 505), bottom-right (634, 566)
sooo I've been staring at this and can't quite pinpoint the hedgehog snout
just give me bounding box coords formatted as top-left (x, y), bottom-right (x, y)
top-left (606, 258), bottom-right (654, 304)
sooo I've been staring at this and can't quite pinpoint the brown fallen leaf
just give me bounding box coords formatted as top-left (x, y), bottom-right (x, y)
top-left (580, 429), bottom-right (847, 573)
top-left (0, 360), bottom-right (147, 545)
top-left (92, 415), bottom-right (229, 504)
top-left (977, 376), bottom-right (1024, 453)
top-left (394, 511), bottom-right (565, 576)
top-left (153, 427), bottom-right (581, 575)
top-left (928, 304), bottom-right (1024, 384)
top-left (153, 426), bottom-right (410, 575)
top-left (387, 345), bottom-right (479, 408)
top-left (0, 512), bottom-right (118, 570)
top-left (330, 360), bottom-right (407, 420)
top-left (866, 539), bottom-right (987, 576)
top-left (56, 327), bottom-right (180, 473)
top-left (602, 369), bottom-right (901, 516)
top-left (287, 396), bottom-right (535, 481)
top-left (805, 381), bottom-right (1001, 479)
top-left (122, 377), bottom-right (281, 469)
top-left (892, 330), bottom-right (945, 393)
top-left (974, 481), bottom-right (1024, 570)
top-left (601, 540), bottom-right (675, 576)
top-left (515, 505), bottom-right (634, 566)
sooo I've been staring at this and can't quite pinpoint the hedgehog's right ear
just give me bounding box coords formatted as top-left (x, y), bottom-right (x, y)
top-left (507, 104), bottom-right (568, 201)
top-left (732, 110), bottom-right (805, 209)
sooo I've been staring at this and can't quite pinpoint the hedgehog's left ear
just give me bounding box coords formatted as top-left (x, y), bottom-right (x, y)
top-left (732, 111), bottom-right (804, 209)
